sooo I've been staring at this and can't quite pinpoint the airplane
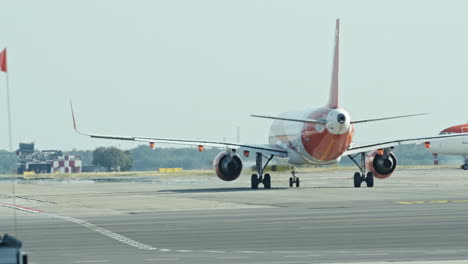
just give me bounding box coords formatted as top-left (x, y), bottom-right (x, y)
top-left (70, 19), bottom-right (468, 189)
top-left (424, 123), bottom-right (468, 170)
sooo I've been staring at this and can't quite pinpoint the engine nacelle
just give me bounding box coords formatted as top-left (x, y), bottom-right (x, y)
top-left (365, 150), bottom-right (397, 179)
top-left (213, 151), bottom-right (243, 181)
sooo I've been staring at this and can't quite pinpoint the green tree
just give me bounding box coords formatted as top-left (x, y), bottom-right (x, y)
top-left (92, 147), bottom-right (133, 172)
top-left (129, 145), bottom-right (229, 171)
top-left (0, 150), bottom-right (16, 174)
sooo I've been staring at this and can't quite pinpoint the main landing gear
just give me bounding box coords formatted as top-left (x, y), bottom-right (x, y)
top-left (251, 153), bottom-right (274, 189)
top-left (289, 169), bottom-right (300, 188)
top-left (348, 152), bottom-right (374, 188)
top-left (461, 156), bottom-right (468, 170)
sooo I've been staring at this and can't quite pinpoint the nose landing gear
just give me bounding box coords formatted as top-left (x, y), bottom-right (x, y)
top-left (289, 170), bottom-right (300, 188)
top-left (461, 156), bottom-right (468, 170)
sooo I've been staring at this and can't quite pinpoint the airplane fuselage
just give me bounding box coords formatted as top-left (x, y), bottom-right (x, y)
top-left (429, 124), bottom-right (468, 156)
top-left (268, 107), bottom-right (355, 165)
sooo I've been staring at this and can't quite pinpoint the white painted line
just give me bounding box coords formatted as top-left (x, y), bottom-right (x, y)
top-left (216, 256), bottom-right (248, 259)
top-left (355, 253), bottom-right (390, 256)
top-left (424, 251), bottom-right (458, 254)
top-left (144, 259), bottom-right (179, 261)
top-left (1, 203), bottom-right (157, 251)
top-left (72, 261), bottom-right (109, 263)
top-left (202, 250), bottom-right (226, 253)
top-left (285, 255), bottom-right (321, 258)
top-left (272, 251), bottom-right (314, 254)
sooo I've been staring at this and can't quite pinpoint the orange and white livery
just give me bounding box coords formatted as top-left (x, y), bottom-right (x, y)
top-left (71, 19), bottom-right (468, 189)
top-left (425, 124), bottom-right (468, 169)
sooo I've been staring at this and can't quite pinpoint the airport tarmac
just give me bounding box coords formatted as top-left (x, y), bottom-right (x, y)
top-left (0, 166), bottom-right (467, 264)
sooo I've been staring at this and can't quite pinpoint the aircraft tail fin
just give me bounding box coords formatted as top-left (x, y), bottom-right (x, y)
top-left (327, 18), bottom-right (340, 109)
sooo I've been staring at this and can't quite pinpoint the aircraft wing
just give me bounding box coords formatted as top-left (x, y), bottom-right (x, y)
top-left (99, 133), bottom-right (288, 157)
top-left (71, 103), bottom-right (288, 158)
top-left (343, 133), bottom-right (468, 156)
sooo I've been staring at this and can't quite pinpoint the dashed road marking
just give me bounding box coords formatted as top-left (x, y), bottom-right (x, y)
top-left (144, 258), bottom-right (179, 261)
top-left (285, 255), bottom-right (321, 258)
top-left (72, 261), bottom-right (109, 263)
top-left (396, 200), bottom-right (468, 205)
top-left (201, 250), bottom-right (226, 254)
top-left (216, 256), bottom-right (249, 259)
top-left (4, 202), bottom-right (468, 259)
top-left (175, 250), bottom-right (193, 253)
top-left (424, 250), bottom-right (459, 254)
top-left (355, 253), bottom-right (390, 256)
top-left (0, 202), bottom-right (157, 251)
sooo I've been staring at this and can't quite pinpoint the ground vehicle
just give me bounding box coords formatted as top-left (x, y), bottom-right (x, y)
top-left (0, 234), bottom-right (28, 264)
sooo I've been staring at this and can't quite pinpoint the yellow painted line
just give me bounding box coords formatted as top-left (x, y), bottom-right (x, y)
top-left (395, 200), bottom-right (468, 205)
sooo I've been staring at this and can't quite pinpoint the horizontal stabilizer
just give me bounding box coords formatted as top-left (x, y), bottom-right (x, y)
top-left (251, 114), bottom-right (326, 124)
top-left (351, 113), bottom-right (428, 124)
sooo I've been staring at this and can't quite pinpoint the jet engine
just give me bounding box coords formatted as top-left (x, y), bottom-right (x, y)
top-left (365, 150), bottom-right (397, 179)
top-left (213, 151), bottom-right (243, 181)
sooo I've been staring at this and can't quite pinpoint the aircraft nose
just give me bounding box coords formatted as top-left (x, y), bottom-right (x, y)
top-left (337, 113), bottom-right (346, 124)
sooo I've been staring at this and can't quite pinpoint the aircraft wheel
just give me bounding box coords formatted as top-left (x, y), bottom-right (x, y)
top-left (289, 177), bottom-right (293, 188)
top-left (296, 177), bottom-right (300, 188)
top-left (264, 174), bottom-right (271, 189)
top-left (365, 172), bottom-right (374, 187)
top-left (251, 174), bottom-right (259, 189)
top-left (354, 172), bottom-right (362, 188)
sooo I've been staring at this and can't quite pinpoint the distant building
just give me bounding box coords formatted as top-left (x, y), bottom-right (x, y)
top-left (16, 143), bottom-right (82, 174)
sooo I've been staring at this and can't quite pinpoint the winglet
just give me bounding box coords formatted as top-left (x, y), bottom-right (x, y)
top-left (70, 100), bottom-right (79, 133)
top-left (328, 18), bottom-right (340, 109)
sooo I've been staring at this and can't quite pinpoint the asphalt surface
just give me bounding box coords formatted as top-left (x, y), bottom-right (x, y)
top-left (0, 167), bottom-right (467, 264)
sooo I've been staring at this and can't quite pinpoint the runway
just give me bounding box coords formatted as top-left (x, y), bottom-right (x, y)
top-left (0, 167), bottom-right (467, 263)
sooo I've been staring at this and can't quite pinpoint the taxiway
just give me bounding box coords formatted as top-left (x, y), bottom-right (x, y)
top-left (0, 167), bottom-right (467, 263)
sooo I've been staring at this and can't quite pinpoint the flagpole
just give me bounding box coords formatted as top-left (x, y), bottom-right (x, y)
top-left (6, 70), bottom-right (12, 151)
top-left (2, 47), bottom-right (17, 238)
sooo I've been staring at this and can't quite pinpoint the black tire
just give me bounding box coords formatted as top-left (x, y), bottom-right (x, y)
top-left (354, 172), bottom-right (362, 188)
top-left (463, 164), bottom-right (468, 170)
top-left (251, 174), bottom-right (259, 189)
top-left (296, 177), bottom-right (300, 188)
top-left (365, 172), bottom-right (374, 187)
top-left (289, 177), bottom-right (293, 187)
top-left (264, 174), bottom-right (271, 189)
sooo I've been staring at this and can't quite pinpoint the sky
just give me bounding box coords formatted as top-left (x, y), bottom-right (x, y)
top-left (0, 0), bottom-right (467, 151)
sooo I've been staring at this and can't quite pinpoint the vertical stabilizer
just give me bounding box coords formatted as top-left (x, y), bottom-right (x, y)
top-left (328, 18), bottom-right (340, 109)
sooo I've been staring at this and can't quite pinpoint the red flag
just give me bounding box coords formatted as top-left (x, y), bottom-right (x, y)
top-left (0, 48), bottom-right (7, 72)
